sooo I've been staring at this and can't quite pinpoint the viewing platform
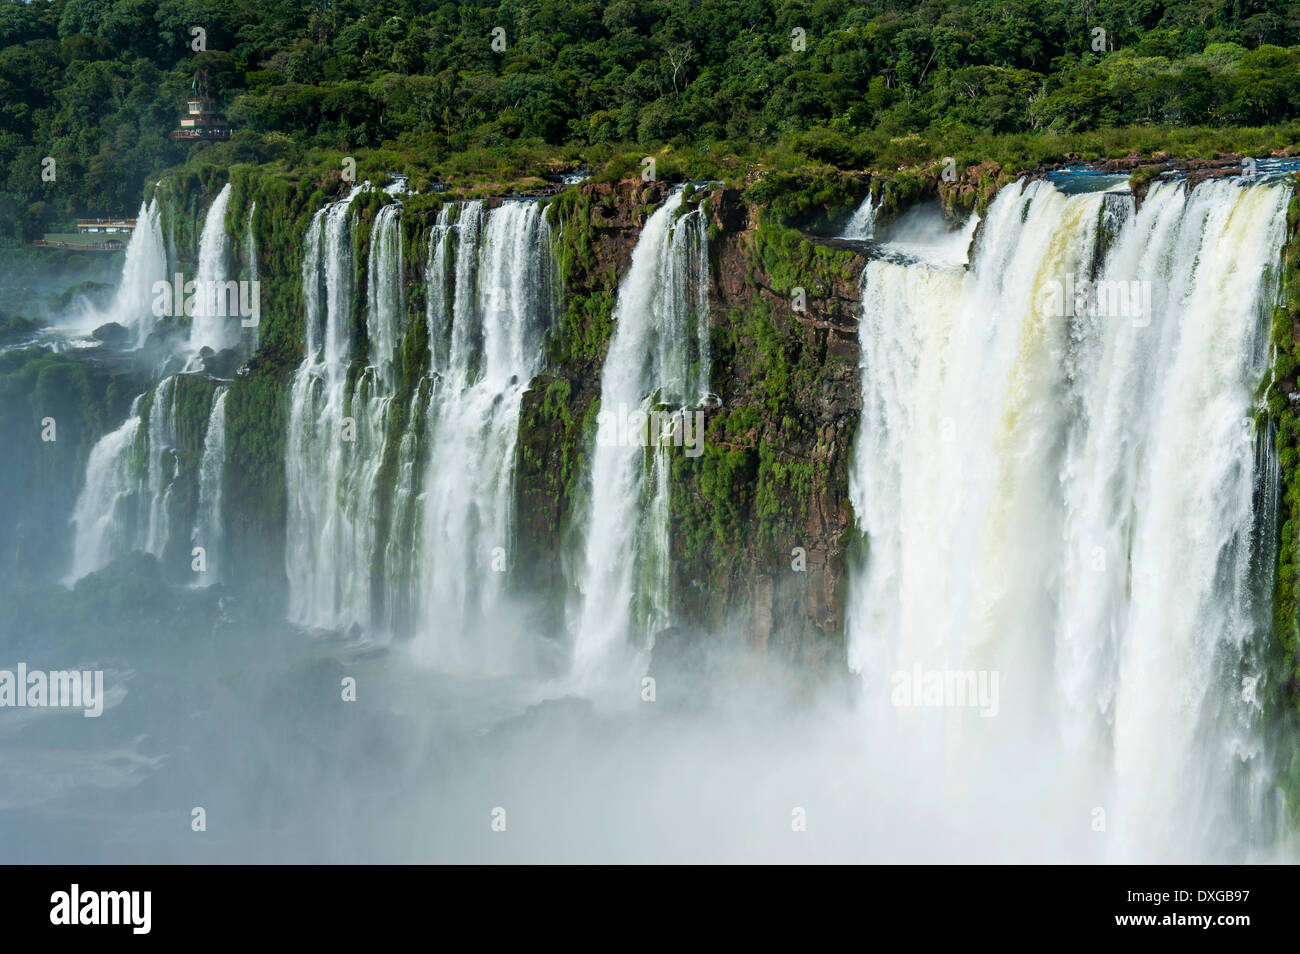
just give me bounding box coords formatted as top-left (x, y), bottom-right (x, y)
top-left (34, 233), bottom-right (128, 251)
top-left (35, 217), bottom-right (136, 251)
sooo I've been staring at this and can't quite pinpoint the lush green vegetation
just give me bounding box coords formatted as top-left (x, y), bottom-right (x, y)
top-left (546, 186), bottom-right (619, 370)
top-left (1266, 185), bottom-right (1300, 821)
top-left (222, 360), bottom-right (289, 576)
top-left (671, 271), bottom-right (854, 594)
top-left (5, 0), bottom-right (1300, 242)
top-left (751, 222), bottom-right (859, 289)
top-left (0, 346), bottom-right (143, 580)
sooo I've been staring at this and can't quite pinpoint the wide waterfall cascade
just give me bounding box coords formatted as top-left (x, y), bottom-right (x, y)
top-left (846, 175), bottom-right (1290, 862)
top-left (285, 193), bottom-right (558, 655)
top-left (87, 197), bottom-right (166, 348)
top-left (380, 206), bottom-right (450, 638)
top-left (65, 397), bottom-right (145, 583)
top-left (189, 182), bottom-right (235, 353)
top-left (66, 372), bottom-right (218, 583)
top-left (62, 186), bottom-right (238, 586)
top-left (334, 200), bottom-right (406, 625)
top-left (192, 387), bottom-right (229, 586)
top-left (285, 184), bottom-right (379, 631)
top-left (404, 200), bottom-right (558, 673)
top-left (570, 188), bottom-right (710, 684)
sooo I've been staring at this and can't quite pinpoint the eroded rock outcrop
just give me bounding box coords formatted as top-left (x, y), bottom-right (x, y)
top-left (516, 181), bottom-right (870, 668)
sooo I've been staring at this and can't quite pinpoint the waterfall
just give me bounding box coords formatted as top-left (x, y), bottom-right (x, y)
top-left (65, 399), bottom-right (144, 583)
top-left (846, 176), bottom-right (1289, 862)
top-left (406, 200), bottom-right (557, 671)
top-left (285, 194), bottom-right (558, 652)
top-left (96, 198), bottom-right (166, 348)
top-left (366, 204), bottom-right (405, 392)
top-left (190, 183), bottom-right (235, 353)
top-left (381, 206), bottom-right (448, 636)
top-left (285, 184), bottom-right (374, 630)
top-left (333, 201), bottom-right (406, 624)
top-left (569, 188), bottom-right (710, 681)
top-left (192, 387), bottom-right (229, 585)
top-left (840, 191), bottom-right (877, 239)
top-left (66, 373), bottom-right (196, 581)
top-left (141, 374), bottom-right (179, 557)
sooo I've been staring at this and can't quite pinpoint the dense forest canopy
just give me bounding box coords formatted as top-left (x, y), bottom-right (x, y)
top-left (3, 0), bottom-right (1300, 238)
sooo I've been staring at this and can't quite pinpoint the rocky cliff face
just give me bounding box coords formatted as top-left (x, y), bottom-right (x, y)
top-left (515, 180), bottom-right (869, 669)
top-left (514, 180), bottom-right (664, 633)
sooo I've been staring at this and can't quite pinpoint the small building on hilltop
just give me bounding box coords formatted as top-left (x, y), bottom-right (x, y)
top-left (173, 70), bottom-right (232, 142)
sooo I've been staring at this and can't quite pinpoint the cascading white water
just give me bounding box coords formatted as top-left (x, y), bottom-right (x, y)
top-left (366, 204), bottom-right (405, 392)
top-left (93, 198), bottom-right (166, 348)
top-left (847, 176), bottom-right (1289, 862)
top-left (840, 191), bottom-right (877, 239)
top-left (406, 200), bottom-right (557, 672)
top-left (381, 208), bottom-right (449, 637)
top-left (286, 195), bottom-right (557, 654)
top-left (569, 188), bottom-right (710, 682)
top-left (190, 183), bottom-right (235, 353)
top-left (64, 185), bottom-right (240, 586)
top-left (66, 373), bottom-right (193, 581)
top-left (141, 374), bottom-right (179, 557)
top-left (65, 399), bottom-right (144, 583)
top-left (192, 387), bottom-right (229, 586)
top-left (330, 201), bottom-right (405, 623)
top-left (285, 184), bottom-right (374, 630)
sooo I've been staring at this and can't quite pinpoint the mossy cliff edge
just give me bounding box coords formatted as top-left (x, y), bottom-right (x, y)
top-left (52, 160), bottom-right (1300, 690)
top-left (511, 179), bottom-right (871, 668)
top-left (513, 163), bottom-right (1012, 665)
top-left (1265, 178), bottom-right (1300, 823)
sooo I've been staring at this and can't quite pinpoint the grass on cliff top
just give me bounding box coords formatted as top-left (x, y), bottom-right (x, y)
top-left (158, 121), bottom-right (1300, 214)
